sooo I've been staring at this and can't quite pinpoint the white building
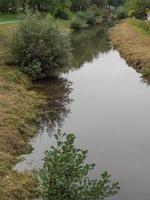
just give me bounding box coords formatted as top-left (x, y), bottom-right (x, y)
top-left (148, 13), bottom-right (150, 21)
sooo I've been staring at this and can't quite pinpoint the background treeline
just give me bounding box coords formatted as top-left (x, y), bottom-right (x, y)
top-left (112, 0), bottom-right (150, 21)
top-left (0, 0), bottom-right (126, 14)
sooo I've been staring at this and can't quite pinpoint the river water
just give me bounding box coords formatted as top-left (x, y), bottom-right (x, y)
top-left (15, 27), bottom-right (150, 200)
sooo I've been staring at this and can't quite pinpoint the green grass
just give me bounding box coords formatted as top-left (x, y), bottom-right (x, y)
top-left (0, 13), bottom-right (18, 24)
top-left (0, 23), bottom-right (43, 200)
top-left (129, 18), bottom-right (150, 36)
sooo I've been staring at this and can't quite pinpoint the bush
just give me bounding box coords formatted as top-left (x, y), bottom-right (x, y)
top-left (128, 9), bottom-right (135, 18)
top-left (76, 7), bottom-right (104, 25)
top-left (76, 11), bottom-right (89, 20)
top-left (54, 8), bottom-right (71, 20)
top-left (98, 9), bottom-right (110, 22)
top-left (39, 130), bottom-right (120, 200)
top-left (127, 0), bottom-right (150, 19)
top-left (85, 11), bottom-right (96, 25)
top-left (115, 6), bottom-right (127, 20)
top-left (10, 12), bottom-right (72, 80)
top-left (131, 19), bottom-right (150, 33)
top-left (70, 18), bottom-right (87, 30)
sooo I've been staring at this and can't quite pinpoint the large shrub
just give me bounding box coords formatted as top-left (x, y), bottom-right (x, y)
top-left (10, 13), bottom-right (72, 80)
top-left (39, 130), bottom-right (120, 200)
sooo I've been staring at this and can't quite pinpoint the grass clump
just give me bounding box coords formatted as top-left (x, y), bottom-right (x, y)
top-left (0, 14), bottom-right (18, 23)
top-left (0, 171), bottom-right (39, 200)
top-left (129, 19), bottom-right (150, 35)
top-left (110, 19), bottom-right (150, 72)
top-left (140, 67), bottom-right (150, 77)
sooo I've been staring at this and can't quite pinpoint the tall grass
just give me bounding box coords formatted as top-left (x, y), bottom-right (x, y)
top-left (130, 19), bottom-right (150, 34)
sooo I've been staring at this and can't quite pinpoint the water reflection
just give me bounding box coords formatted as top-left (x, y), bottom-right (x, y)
top-left (35, 77), bottom-right (73, 134)
top-left (15, 77), bottom-right (73, 170)
top-left (34, 26), bottom-right (111, 134)
top-left (71, 26), bottom-right (110, 69)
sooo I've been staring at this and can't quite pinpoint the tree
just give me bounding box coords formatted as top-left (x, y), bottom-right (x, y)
top-left (39, 130), bottom-right (120, 200)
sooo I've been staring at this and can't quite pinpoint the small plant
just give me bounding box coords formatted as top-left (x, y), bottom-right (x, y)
top-left (39, 130), bottom-right (120, 200)
top-left (6, 71), bottom-right (23, 83)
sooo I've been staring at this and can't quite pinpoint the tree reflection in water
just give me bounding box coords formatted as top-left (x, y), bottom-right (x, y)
top-left (34, 77), bottom-right (73, 134)
top-left (71, 26), bottom-right (111, 69)
top-left (34, 26), bottom-right (111, 135)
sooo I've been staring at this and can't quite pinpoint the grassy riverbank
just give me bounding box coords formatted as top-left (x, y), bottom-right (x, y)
top-left (0, 14), bottom-right (18, 23)
top-left (110, 19), bottom-right (150, 77)
top-left (0, 13), bottom-right (115, 199)
top-left (0, 23), bottom-right (43, 200)
top-left (0, 16), bottom-right (72, 199)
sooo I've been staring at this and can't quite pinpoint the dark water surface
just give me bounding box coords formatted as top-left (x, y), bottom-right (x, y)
top-left (15, 27), bottom-right (150, 200)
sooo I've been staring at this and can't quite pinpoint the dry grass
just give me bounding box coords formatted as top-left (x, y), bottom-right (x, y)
top-left (110, 19), bottom-right (150, 71)
top-left (0, 24), bottom-right (17, 64)
top-left (0, 24), bottom-right (43, 199)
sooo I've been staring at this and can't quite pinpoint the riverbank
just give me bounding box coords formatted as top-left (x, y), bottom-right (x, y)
top-left (0, 17), bottom-right (72, 199)
top-left (0, 23), bottom-right (43, 200)
top-left (110, 19), bottom-right (150, 77)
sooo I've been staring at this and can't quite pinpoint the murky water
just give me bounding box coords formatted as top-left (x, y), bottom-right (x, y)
top-left (15, 27), bottom-right (150, 200)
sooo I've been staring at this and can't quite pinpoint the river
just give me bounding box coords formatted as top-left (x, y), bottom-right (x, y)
top-left (15, 26), bottom-right (150, 200)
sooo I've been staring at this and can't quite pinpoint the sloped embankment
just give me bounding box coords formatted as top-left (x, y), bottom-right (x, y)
top-left (0, 24), bottom-right (42, 200)
top-left (110, 20), bottom-right (150, 72)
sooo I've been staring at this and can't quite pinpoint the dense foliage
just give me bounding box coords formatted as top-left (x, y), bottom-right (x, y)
top-left (126, 0), bottom-right (150, 19)
top-left (39, 130), bottom-right (120, 200)
top-left (70, 5), bottom-right (114, 30)
top-left (115, 6), bottom-right (127, 20)
top-left (0, 0), bottom-right (127, 13)
top-left (0, 0), bottom-right (128, 29)
top-left (10, 13), bottom-right (72, 80)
